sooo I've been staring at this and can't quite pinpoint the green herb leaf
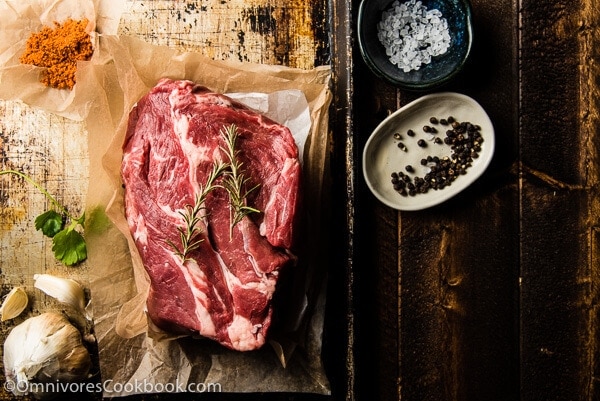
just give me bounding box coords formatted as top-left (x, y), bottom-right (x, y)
top-left (34, 210), bottom-right (64, 237)
top-left (219, 124), bottom-right (261, 239)
top-left (1, 169), bottom-right (88, 266)
top-left (167, 161), bottom-right (227, 262)
top-left (52, 228), bottom-right (87, 266)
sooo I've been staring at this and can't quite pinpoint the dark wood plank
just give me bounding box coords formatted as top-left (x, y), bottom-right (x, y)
top-left (353, 71), bottom-right (401, 400)
top-left (519, 1), bottom-right (600, 400)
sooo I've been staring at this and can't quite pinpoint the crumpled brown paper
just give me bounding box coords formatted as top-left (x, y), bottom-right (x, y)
top-left (81, 34), bottom-right (332, 396)
top-left (0, 0), bottom-right (124, 120)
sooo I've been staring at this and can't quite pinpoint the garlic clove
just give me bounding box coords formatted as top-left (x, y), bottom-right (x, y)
top-left (0, 286), bottom-right (28, 321)
top-left (33, 274), bottom-right (86, 313)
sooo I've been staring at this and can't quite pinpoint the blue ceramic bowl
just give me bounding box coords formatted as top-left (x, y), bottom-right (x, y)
top-left (358, 0), bottom-right (473, 90)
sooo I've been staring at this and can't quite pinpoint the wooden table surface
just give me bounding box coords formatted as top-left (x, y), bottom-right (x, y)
top-left (345, 0), bottom-right (600, 400)
top-left (1, 0), bottom-right (598, 400)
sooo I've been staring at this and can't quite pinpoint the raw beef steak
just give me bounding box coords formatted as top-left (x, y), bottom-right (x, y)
top-left (121, 78), bottom-right (301, 351)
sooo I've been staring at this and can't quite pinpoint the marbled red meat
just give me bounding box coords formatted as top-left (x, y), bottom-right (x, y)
top-left (121, 78), bottom-right (301, 351)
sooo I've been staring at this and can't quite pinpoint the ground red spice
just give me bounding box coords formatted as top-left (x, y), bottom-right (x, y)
top-left (20, 18), bottom-right (93, 90)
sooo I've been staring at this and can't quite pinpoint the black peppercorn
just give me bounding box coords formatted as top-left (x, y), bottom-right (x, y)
top-left (390, 118), bottom-right (484, 198)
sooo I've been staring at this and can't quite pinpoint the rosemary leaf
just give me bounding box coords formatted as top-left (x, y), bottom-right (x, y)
top-left (219, 124), bottom-right (261, 239)
top-left (167, 161), bottom-right (227, 261)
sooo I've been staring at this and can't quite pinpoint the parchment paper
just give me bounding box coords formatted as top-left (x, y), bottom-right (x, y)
top-left (81, 34), bottom-right (333, 396)
top-left (0, 0), bottom-right (124, 121)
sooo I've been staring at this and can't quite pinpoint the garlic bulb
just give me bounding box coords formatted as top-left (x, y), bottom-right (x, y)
top-left (3, 312), bottom-right (91, 399)
top-left (33, 274), bottom-right (86, 314)
top-left (0, 286), bottom-right (28, 321)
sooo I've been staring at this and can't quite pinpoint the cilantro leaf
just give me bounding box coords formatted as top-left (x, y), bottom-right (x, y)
top-left (1, 169), bottom-right (88, 266)
top-left (52, 229), bottom-right (87, 266)
top-left (34, 210), bottom-right (64, 237)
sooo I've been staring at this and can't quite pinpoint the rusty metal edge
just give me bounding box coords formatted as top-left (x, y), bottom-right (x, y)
top-left (329, 0), bottom-right (357, 399)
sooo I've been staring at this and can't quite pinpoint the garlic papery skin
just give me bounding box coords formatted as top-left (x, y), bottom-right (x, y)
top-left (33, 274), bottom-right (86, 315)
top-left (3, 312), bottom-right (91, 399)
top-left (0, 286), bottom-right (28, 321)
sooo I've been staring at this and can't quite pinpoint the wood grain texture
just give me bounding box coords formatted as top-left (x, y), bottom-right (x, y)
top-left (352, 72), bottom-right (400, 401)
top-left (519, 1), bottom-right (600, 400)
top-left (118, 0), bottom-right (328, 68)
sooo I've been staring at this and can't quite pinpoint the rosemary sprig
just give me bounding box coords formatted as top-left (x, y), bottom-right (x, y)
top-left (168, 124), bottom-right (262, 260)
top-left (219, 124), bottom-right (261, 239)
top-left (166, 161), bottom-right (227, 261)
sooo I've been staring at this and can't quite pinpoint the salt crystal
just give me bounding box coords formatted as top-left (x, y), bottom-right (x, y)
top-left (377, 0), bottom-right (451, 72)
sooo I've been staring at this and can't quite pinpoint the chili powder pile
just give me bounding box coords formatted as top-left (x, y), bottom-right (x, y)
top-left (20, 18), bottom-right (93, 90)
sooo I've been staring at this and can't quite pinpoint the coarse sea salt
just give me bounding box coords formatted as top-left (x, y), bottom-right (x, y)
top-left (377, 0), bottom-right (451, 73)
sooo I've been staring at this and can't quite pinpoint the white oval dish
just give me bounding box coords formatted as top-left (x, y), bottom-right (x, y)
top-left (362, 92), bottom-right (495, 211)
